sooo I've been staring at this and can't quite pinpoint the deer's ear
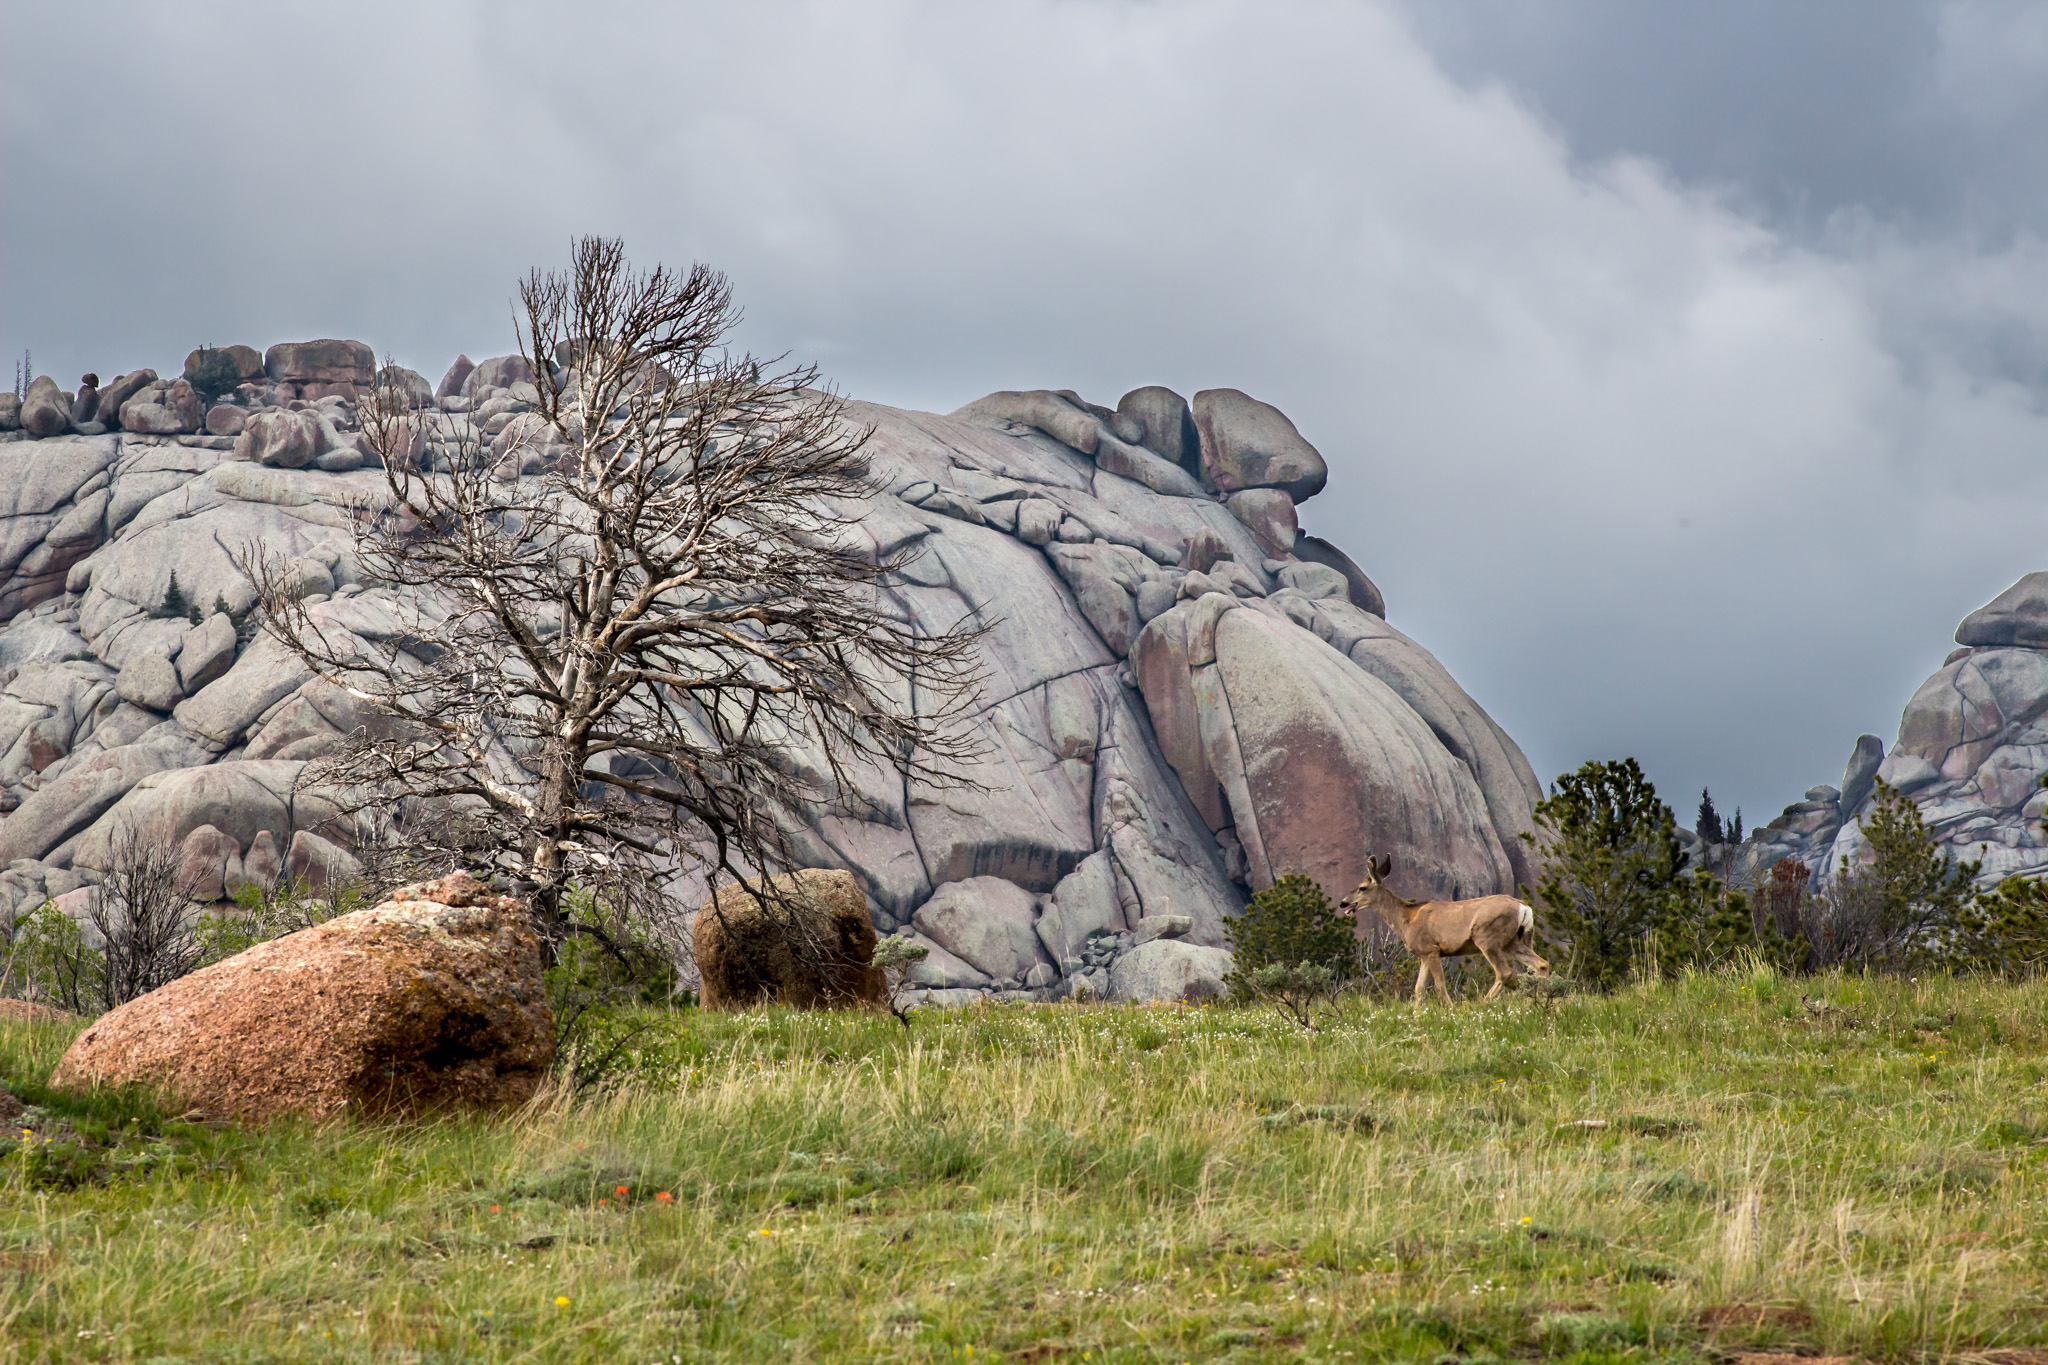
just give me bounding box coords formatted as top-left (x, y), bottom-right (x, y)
top-left (1374, 853), bottom-right (1392, 877)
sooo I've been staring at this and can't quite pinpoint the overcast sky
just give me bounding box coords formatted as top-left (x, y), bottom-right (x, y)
top-left (6, 1), bottom-right (2046, 828)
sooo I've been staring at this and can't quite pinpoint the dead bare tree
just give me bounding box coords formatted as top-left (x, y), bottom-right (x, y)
top-left (89, 821), bottom-right (204, 1009)
top-left (251, 237), bottom-right (985, 951)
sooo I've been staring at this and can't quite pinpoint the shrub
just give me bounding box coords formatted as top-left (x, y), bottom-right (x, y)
top-left (1956, 875), bottom-right (2048, 977)
top-left (1224, 874), bottom-right (1359, 1025)
top-left (183, 346), bottom-right (244, 404)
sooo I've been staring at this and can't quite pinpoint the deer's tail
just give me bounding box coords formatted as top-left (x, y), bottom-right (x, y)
top-left (1515, 901), bottom-right (1534, 937)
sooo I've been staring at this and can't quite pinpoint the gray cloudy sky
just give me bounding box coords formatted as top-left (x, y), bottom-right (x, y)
top-left (6, 0), bottom-right (2046, 828)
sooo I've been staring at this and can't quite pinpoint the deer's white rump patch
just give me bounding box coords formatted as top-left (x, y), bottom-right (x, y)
top-left (1517, 902), bottom-right (1534, 934)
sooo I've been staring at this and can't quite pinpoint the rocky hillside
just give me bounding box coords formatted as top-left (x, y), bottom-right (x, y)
top-left (0, 342), bottom-right (1541, 1005)
top-left (1723, 574), bottom-right (2048, 891)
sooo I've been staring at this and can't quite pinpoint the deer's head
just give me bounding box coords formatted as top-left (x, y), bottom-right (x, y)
top-left (1338, 853), bottom-right (1396, 914)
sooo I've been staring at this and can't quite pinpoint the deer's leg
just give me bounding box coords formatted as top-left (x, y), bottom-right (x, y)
top-left (1479, 944), bottom-right (1514, 1000)
top-left (1413, 959), bottom-right (1433, 1007)
top-left (1428, 954), bottom-right (1454, 1006)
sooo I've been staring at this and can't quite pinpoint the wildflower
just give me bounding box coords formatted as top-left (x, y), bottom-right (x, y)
top-left (1519, 1216), bottom-right (1532, 1225)
top-left (598, 1199), bottom-right (610, 1206)
top-left (655, 1191), bottom-right (673, 1204)
top-left (758, 1227), bottom-right (772, 1236)
top-left (489, 1205), bottom-right (501, 1213)
top-left (615, 1185), bottom-right (630, 1198)
top-left (555, 1296), bottom-right (570, 1309)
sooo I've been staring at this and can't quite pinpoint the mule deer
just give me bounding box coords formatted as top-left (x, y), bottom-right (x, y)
top-left (1339, 854), bottom-right (1550, 1006)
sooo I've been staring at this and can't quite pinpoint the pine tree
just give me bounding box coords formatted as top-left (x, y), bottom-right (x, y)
top-left (160, 573), bottom-right (189, 620)
top-left (1833, 779), bottom-right (1981, 968)
top-left (1522, 758), bottom-right (1689, 990)
top-left (1728, 808), bottom-right (1743, 843)
top-left (1696, 788), bottom-right (1723, 845)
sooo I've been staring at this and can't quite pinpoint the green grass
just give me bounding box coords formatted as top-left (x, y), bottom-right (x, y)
top-left (4, 966), bottom-right (2047, 1363)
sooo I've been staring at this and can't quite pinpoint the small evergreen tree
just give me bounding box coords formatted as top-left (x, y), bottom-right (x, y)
top-left (1956, 876), bottom-right (2048, 977)
top-left (1828, 779), bottom-right (1981, 969)
top-left (161, 572), bottom-right (189, 619)
top-left (1696, 788), bottom-right (1723, 845)
top-left (1522, 758), bottom-right (1689, 991)
top-left (1224, 873), bottom-right (1359, 1025)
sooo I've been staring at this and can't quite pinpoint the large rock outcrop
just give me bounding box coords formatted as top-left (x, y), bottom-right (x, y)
top-left (49, 872), bottom-right (552, 1120)
top-left (1725, 571), bottom-right (2048, 891)
top-left (0, 343), bottom-right (1541, 1007)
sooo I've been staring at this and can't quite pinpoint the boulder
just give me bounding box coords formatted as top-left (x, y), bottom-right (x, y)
top-left (166, 379), bottom-right (203, 432)
top-left (264, 339), bottom-right (375, 391)
top-left (1191, 389), bottom-right (1328, 501)
top-left (120, 400), bottom-right (184, 435)
top-left (19, 376), bottom-right (72, 439)
top-left (950, 390), bottom-right (1101, 454)
top-left (435, 355), bottom-right (474, 400)
top-left (463, 354), bottom-right (534, 399)
top-left (93, 370), bottom-right (157, 424)
top-left (377, 365), bottom-right (434, 408)
top-left (0, 394), bottom-right (17, 430)
top-left (1225, 489), bottom-right (1299, 558)
top-left (204, 404), bottom-right (247, 437)
top-left (1115, 386), bottom-right (1199, 473)
top-left (73, 377), bottom-right (100, 425)
top-left (114, 654), bottom-right (183, 713)
top-left (175, 612), bottom-right (238, 693)
top-left (911, 876), bottom-right (1051, 983)
top-left (1109, 939), bottom-right (1231, 1004)
top-left (1840, 734), bottom-right (1885, 816)
top-left (286, 829), bottom-right (361, 889)
top-left (1291, 534), bottom-right (1385, 617)
top-left (691, 868), bottom-right (885, 1009)
top-left (50, 871), bottom-right (553, 1120)
top-left (1957, 572), bottom-right (2048, 648)
top-left (184, 345), bottom-right (264, 385)
top-left (239, 828), bottom-right (283, 891)
top-left (239, 409), bottom-right (319, 468)
top-left (177, 824), bottom-right (244, 902)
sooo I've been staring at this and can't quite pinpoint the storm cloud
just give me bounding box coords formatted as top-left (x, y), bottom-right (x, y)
top-left (5, 0), bottom-right (2045, 826)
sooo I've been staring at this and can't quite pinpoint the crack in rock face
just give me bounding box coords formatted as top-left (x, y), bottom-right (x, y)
top-left (0, 355), bottom-right (1546, 1007)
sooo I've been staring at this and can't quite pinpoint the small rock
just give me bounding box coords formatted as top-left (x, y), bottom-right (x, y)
top-left (73, 375), bottom-right (100, 424)
top-left (1131, 913), bottom-right (1193, 945)
top-left (1015, 498), bottom-right (1061, 546)
top-left (1109, 939), bottom-right (1231, 1003)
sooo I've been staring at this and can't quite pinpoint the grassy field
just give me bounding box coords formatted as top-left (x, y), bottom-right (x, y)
top-left (3, 964), bottom-right (2046, 1364)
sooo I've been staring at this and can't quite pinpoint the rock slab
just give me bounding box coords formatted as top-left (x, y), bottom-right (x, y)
top-left (50, 872), bottom-right (553, 1120)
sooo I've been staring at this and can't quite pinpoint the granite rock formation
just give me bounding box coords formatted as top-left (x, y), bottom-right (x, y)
top-left (0, 351), bottom-right (1540, 1006)
top-left (1719, 572), bottom-right (2048, 891)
